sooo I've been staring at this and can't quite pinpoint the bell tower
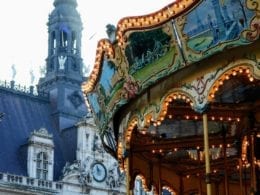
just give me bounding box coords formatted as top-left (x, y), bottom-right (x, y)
top-left (38, 0), bottom-right (87, 130)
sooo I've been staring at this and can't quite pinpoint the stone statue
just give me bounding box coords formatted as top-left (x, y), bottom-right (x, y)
top-left (62, 161), bottom-right (80, 177)
top-left (79, 157), bottom-right (93, 184)
top-left (40, 65), bottom-right (46, 77)
top-left (58, 55), bottom-right (67, 70)
top-left (106, 24), bottom-right (116, 43)
top-left (11, 64), bottom-right (16, 80)
top-left (29, 69), bottom-right (35, 85)
top-left (106, 162), bottom-right (125, 188)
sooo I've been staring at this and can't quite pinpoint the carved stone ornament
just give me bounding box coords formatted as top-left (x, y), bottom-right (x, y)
top-left (68, 90), bottom-right (84, 109)
top-left (31, 127), bottom-right (53, 139)
top-left (106, 162), bottom-right (125, 188)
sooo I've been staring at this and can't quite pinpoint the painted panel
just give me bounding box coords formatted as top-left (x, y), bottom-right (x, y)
top-left (179, 0), bottom-right (255, 62)
top-left (99, 60), bottom-right (116, 98)
top-left (125, 26), bottom-right (180, 87)
top-left (87, 93), bottom-right (104, 128)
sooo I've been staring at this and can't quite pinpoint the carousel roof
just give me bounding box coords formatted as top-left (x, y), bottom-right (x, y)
top-left (82, 0), bottom-right (259, 139)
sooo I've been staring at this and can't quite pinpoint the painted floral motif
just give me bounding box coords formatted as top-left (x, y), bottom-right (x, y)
top-left (182, 68), bottom-right (221, 111)
top-left (242, 0), bottom-right (260, 41)
top-left (122, 76), bottom-right (139, 99)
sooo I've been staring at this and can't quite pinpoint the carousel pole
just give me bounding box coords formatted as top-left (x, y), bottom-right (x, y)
top-left (222, 125), bottom-right (229, 195)
top-left (126, 156), bottom-right (131, 195)
top-left (250, 134), bottom-right (256, 193)
top-left (126, 149), bottom-right (133, 195)
top-left (197, 149), bottom-right (203, 195)
top-left (203, 113), bottom-right (212, 195)
top-left (158, 163), bottom-right (162, 195)
top-left (239, 159), bottom-right (243, 195)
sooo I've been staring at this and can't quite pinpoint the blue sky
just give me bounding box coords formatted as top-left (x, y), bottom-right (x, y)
top-left (0, 0), bottom-right (173, 86)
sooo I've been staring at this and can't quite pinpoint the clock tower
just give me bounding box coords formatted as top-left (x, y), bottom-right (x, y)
top-left (38, 0), bottom-right (87, 130)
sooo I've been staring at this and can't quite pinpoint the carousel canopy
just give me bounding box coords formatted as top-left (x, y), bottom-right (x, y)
top-left (82, 0), bottom-right (259, 153)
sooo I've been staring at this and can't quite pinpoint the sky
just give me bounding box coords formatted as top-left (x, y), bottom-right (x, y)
top-left (0, 0), bottom-right (173, 86)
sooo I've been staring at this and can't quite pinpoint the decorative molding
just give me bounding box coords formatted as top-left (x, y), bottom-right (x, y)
top-left (242, 0), bottom-right (260, 41)
top-left (30, 128), bottom-right (53, 139)
top-left (68, 90), bottom-right (84, 109)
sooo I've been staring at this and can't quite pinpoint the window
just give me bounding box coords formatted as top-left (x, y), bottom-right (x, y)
top-left (86, 133), bottom-right (89, 147)
top-left (72, 31), bottom-right (77, 54)
top-left (51, 31), bottom-right (56, 54)
top-left (36, 152), bottom-right (48, 180)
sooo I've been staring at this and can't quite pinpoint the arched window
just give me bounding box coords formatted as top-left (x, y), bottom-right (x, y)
top-left (72, 31), bottom-right (77, 54)
top-left (36, 152), bottom-right (48, 180)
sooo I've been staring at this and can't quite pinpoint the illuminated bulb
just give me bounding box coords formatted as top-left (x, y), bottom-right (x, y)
top-left (246, 69), bottom-right (250, 74)
top-left (194, 116), bottom-right (198, 120)
top-left (237, 118), bottom-right (240, 122)
top-left (232, 71), bottom-right (237, 76)
top-left (211, 116), bottom-right (215, 120)
top-left (225, 75), bottom-right (230, 80)
top-left (168, 115), bottom-right (173, 119)
top-left (249, 77), bottom-right (254, 82)
top-left (239, 68), bottom-right (243, 73)
top-left (219, 80), bottom-right (223, 85)
top-left (210, 93), bottom-right (215, 98)
top-left (220, 117), bottom-right (223, 121)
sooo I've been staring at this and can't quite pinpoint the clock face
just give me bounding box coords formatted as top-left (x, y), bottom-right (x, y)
top-left (92, 162), bottom-right (107, 182)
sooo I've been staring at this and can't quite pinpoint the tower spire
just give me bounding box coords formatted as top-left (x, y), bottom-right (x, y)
top-left (38, 0), bottom-right (87, 130)
top-left (54, 0), bottom-right (77, 7)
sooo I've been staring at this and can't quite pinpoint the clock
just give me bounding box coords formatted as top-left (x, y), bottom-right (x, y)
top-left (92, 162), bottom-right (107, 182)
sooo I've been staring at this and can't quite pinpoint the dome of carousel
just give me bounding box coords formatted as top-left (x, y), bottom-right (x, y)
top-left (82, 0), bottom-right (260, 194)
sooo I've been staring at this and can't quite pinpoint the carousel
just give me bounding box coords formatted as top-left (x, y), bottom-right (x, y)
top-left (82, 0), bottom-right (260, 194)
